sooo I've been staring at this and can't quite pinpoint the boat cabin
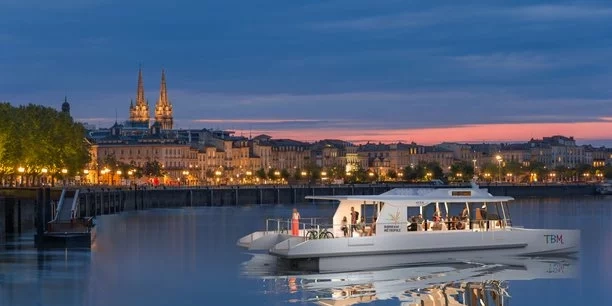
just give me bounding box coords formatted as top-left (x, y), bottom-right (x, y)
top-left (307, 187), bottom-right (514, 238)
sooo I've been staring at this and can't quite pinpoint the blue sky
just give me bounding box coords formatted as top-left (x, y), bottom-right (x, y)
top-left (1, 0), bottom-right (612, 144)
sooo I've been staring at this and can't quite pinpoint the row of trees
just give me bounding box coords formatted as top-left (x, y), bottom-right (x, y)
top-left (98, 155), bottom-right (165, 178)
top-left (92, 156), bottom-right (612, 186)
top-left (474, 161), bottom-right (612, 182)
top-left (0, 103), bottom-right (91, 186)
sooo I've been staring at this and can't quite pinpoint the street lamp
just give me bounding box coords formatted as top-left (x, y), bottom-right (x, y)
top-left (215, 170), bottom-right (222, 185)
top-left (17, 166), bottom-right (25, 187)
top-left (495, 155), bottom-right (502, 182)
top-left (182, 170), bottom-right (189, 186)
top-left (61, 168), bottom-right (68, 186)
top-left (472, 159), bottom-right (477, 174)
top-left (41, 168), bottom-right (48, 186)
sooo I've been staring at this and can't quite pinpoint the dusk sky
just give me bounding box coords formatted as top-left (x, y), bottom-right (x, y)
top-left (2, 0), bottom-right (612, 145)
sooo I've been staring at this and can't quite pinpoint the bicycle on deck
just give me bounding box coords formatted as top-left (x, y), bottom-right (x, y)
top-left (305, 225), bottom-right (334, 240)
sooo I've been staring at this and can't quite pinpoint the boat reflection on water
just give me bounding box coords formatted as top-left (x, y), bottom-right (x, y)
top-left (241, 253), bottom-right (578, 305)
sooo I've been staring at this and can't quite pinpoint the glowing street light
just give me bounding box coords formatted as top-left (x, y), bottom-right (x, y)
top-left (495, 155), bottom-right (502, 182)
top-left (61, 168), bottom-right (68, 174)
top-left (18, 167), bottom-right (25, 173)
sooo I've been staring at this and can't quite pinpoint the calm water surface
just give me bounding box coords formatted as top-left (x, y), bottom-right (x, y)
top-left (1, 196), bottom-right (611, 306)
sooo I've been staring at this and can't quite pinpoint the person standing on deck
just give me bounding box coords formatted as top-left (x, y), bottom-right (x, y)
top-left (350, 206), bottom-right (359, 236)
top-left (291, 208), bottom-right (301, 236)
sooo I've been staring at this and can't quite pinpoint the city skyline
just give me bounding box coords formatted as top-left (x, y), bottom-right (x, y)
top-left (2, 1), bottom-right (612, 146)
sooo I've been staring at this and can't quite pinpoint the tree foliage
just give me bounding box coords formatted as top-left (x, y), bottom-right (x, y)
top-left (449, 161), bottom-right (474, 181)
top-left (255, 168), bottom-right (267, 180)
top-left (0, 103), bottom-right (90, 184)
top-left (142, 160), bottom-right (164, 177)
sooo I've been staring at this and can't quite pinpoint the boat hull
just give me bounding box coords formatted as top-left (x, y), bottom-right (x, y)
top-left (267, 228), bottom-right (579, 272)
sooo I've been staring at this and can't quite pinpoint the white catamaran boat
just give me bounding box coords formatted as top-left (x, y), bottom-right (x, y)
top-left (237, 185), bottom-right (580, 272)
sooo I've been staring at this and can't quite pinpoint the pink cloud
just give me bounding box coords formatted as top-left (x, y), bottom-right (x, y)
top-left (242, 121), bottom-right (612, 144)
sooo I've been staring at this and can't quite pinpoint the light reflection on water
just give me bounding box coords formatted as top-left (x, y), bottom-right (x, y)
top-left (241, 253), bottom-right (578, 305)
top-left (0, 196), bottom-right (611, 306)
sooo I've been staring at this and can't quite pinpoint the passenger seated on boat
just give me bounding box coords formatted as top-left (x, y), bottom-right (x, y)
top-left (410, 214), bottom-right (425, 231)
top-left (366, 217), bottom-right (377, 236)
top-left (356, 217), bottom-right (366, 234)
top-left (460, 207), bottom-right (469, 222)
top-left (448, 216), bottom-right (458, 230)
top-left (408, 217), bottom-right (418, 231)
top-left (431, 220), bottom-right (444, 231)
top-left (486, 213), bottom-right (502, 229)
top-left (340, 216), bottom-right (349, 237)
top-left (433, 209), bottom-right (442, 222)
top-left (454, 216), bottom-right (466, 230)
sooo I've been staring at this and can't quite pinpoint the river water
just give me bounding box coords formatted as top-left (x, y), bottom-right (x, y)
top-left (1, 195), bottom-right (611, 306)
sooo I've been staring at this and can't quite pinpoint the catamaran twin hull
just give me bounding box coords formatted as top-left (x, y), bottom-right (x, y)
top-left (238, 228), bottom-right (579, 272)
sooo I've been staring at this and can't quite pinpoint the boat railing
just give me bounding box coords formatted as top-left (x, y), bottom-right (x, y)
top-left (264, 217), bottom-right (334, 234)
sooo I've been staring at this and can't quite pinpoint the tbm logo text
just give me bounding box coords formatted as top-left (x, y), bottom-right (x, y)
top-left (544, 234), bottom-right (563, 244)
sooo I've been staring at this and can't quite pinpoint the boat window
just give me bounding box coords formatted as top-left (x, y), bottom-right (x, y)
top-left (422, 203), bottom-right (437, 221)
top-left (503, 202), bottom-right (512, 225)
top-left (492, 202), bottom-right (503, 221)
top-left (407, 207), bottom-right (420, 220)
top-left (360, 202), bottom-right (378, 223)
top-left (446, 202), bottom-right (466, 218)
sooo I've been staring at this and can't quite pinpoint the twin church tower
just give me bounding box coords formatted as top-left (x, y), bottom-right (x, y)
top-left (128, 67), bottom-right (174, 130)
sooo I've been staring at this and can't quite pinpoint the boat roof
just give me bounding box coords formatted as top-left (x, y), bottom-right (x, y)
top-left (305, 187), bottom-right (513, 207)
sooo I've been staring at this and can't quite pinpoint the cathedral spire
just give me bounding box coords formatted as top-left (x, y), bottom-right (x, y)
top-left (154, 69), bottom-right (173, 130)
top-left (159, 69), bottom-right (168, 106)
top-left (128, 66), bottom-right (150, 128)
top-left (136, 66), bottom-right (145, 106)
